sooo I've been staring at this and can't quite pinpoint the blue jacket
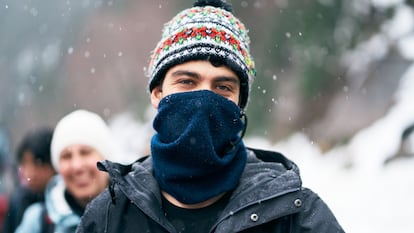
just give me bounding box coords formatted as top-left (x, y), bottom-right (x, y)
top-left (77, 148), bottom-right (345, 233)
top-left (15, 176), bottom-right (80, 233)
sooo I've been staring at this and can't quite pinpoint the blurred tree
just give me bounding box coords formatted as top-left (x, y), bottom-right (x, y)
top-left (234, 0), bottom-right (346, 140)
top-left (234, 0), bottom-right (402, 148)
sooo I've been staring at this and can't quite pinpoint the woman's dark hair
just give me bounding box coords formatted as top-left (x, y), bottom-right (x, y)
top-left (16, 127), bottom-right (54, 164)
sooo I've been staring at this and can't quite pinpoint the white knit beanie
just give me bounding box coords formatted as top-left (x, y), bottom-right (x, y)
top-left (51, 109), bottom-right (115, 171)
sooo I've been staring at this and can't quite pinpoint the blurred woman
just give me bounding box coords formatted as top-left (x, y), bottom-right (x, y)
top-left (15, 109), bottom-right (115, 233)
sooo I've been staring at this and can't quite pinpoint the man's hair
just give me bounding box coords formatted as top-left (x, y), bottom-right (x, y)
top-left (16, 127), bottom-right (54, 165)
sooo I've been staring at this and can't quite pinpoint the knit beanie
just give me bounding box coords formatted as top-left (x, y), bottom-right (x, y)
top-left (51, 109), bottom-right (114, 171)
top-left (148, 0), bottom-right (256, 109)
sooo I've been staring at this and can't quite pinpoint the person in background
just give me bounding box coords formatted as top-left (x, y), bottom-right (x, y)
top-left (1, 127), bottom-right (55, 233)
top-left (15, 109), bottom-right (115, 233)
top-left (78, 0), bottom-right (345, 232)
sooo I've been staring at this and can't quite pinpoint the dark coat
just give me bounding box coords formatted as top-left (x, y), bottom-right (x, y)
top-left (77, 148), bottom-right (345, 233)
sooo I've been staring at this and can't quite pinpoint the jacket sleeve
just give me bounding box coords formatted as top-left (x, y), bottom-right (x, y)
top-left (14, 203), bottom-right (42, 233)
top-left (292, 188), bottom-right (345, 233)
top-left (76, 189), bottom-right (112, 233)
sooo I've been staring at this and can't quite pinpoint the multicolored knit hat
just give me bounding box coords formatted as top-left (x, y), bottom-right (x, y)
top-left (148, 0), bottom-right (256, 108)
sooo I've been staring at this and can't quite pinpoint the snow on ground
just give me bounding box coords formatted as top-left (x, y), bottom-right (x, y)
top-left (245, 133), bottom-right (414, 233)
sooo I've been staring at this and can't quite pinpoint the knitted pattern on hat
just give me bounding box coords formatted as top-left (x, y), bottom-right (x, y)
top-left (148, 0), bottom-right (256, 108)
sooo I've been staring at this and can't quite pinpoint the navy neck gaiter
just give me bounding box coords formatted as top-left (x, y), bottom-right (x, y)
top-left (151, 90), bottom-right (247, 204)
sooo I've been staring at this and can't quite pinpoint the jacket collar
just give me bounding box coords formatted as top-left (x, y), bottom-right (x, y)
top-left (97, 148), bottom-right (303, 231)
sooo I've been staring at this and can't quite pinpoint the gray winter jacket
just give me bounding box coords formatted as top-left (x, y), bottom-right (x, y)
top-left (77, 148), bottom-right (345, 233)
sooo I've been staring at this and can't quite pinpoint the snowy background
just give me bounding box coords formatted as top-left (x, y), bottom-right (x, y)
top-left (246, 64), bottom-right (414, 232)
top-left (2, 0), bottom-right (414, 232)
top-left (254, 2), bottom-right (414, 232)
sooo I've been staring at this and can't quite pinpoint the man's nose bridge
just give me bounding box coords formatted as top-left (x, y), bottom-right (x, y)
top-left (199, 82), bottom-right (213, 91)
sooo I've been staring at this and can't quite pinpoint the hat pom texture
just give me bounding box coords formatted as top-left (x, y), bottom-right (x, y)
top-left (51, 110), bottom-right (114, 171)
top-left (148, 0), bottom-right (255, 108)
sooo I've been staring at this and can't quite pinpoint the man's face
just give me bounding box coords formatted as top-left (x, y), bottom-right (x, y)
top-left (151, 60), bottom-right (240, 109)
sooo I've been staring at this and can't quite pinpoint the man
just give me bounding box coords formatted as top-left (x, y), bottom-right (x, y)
top-left (77, 0), bottom-right (345, 232)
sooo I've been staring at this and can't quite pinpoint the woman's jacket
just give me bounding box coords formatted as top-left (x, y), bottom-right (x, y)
top-left (15, 175), bottom-right (80, 233)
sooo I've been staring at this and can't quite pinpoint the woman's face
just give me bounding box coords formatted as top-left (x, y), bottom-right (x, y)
top-left (58, 144), bottom-right (108, 206)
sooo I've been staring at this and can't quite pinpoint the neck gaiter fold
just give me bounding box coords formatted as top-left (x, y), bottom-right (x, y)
top-left (151, 90), bottom-right (247, 204)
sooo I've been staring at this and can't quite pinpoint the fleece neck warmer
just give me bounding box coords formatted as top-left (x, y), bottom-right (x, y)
top-left (151, 90), bottom-right (247, 204)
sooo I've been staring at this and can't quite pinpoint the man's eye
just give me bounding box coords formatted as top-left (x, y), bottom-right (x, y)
top-left (217, 85), bottom-right (232, 91)
top-left (178, 79), bottom-right (194, 85)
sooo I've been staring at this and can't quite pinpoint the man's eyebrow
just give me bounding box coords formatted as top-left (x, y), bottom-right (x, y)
top-left (170, 70), bottom-right (239, 84)
top-left (214, 76), bottom-right (240, 84)
top-left (171, 70), bottom-right (200, 79)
